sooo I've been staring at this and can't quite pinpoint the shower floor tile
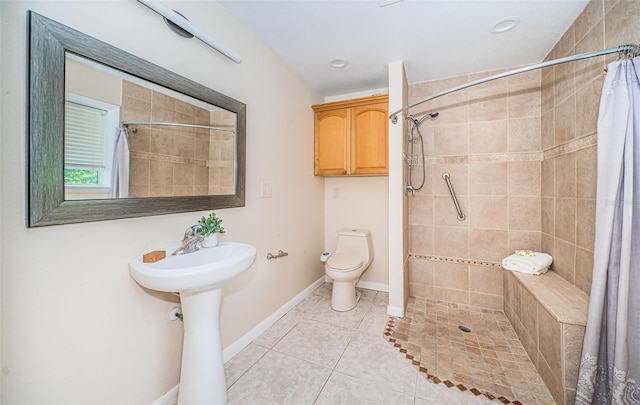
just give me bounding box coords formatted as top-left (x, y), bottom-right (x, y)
top-left (384, 296), bottom-right (556, 404)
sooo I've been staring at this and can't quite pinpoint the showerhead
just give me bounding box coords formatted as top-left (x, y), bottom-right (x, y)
top-left (406, 112), bottom-right (439, 141)
top-left (409, 111), bottom-right (439, 127)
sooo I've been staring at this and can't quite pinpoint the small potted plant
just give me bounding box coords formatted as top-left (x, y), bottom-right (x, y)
top-left (196, 212), bottom-right (225, 247)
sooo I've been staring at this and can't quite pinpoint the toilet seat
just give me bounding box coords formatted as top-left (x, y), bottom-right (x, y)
top-left (327, 253), bottom-right (363, 271)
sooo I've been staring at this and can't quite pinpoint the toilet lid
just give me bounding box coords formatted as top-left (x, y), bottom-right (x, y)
top-left (327, 253), bottom-right (363, 271)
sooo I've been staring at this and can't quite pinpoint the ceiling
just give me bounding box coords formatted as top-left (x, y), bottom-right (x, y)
top-left (219, 0), bottom-right (590, 97)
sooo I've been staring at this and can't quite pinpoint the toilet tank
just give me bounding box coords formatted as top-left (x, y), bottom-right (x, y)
top-left (335, 229), bottom-right (373, 264)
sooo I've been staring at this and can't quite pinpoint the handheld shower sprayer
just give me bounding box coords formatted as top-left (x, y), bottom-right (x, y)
top-left (407, 112), bottom-right (438, 141)
top-left (404, 111), bottom-right (438, 196)
top-left (408, 111), bottom-right (438, 127)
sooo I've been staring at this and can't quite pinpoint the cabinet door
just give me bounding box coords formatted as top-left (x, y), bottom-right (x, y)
top-left (314, 108), bottom-right (349, 175)
top-left (350, 102), bottom-right (388, 174)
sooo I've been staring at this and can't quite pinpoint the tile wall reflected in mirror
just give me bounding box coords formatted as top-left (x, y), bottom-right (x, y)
top-left (64, 54), bottom-right (237, 201)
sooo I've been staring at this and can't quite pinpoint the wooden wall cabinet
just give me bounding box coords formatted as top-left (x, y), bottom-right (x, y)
top-left (312, 95), bottom-right (388, 176)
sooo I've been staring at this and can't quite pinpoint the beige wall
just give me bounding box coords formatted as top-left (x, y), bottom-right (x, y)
top-left (1, 1), bottom-right (323, 403)
top-left (324, 177), bottom-right (389, 286)
top-left (541, 0), bottom-right (640, 295)
top-left (322, 88), bottom-right (390, 289)
top-left (66, 57), bottom-right (122, 106)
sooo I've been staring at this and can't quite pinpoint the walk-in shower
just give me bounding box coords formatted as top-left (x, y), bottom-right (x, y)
top-left (404, 112), bottom-right (438, 196)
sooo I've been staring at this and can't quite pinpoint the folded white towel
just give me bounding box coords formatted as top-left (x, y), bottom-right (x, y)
top-left (501, 252), bottom-right (553, 275)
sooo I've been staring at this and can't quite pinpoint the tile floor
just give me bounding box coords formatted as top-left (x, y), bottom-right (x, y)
top-left (386, 297), bottom-right (556, 404)
top-left (224, 283), bottom-right (554, 404)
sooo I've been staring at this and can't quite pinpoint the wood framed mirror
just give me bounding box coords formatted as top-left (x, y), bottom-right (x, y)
top-left (27, 11), bottom-right (246, 227)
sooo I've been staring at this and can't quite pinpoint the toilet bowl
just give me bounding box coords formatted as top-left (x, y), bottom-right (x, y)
top-left (325, 229), bottom-right (373, 311)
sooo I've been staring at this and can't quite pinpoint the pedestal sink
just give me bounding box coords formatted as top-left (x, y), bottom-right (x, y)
top-left (129, 242), bottom-right (257, 405)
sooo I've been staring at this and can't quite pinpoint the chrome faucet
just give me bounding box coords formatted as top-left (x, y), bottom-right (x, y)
top-left (172, 225), bottom-right (204, 256)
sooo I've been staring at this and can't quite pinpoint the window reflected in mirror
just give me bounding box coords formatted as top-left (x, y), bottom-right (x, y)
top-left (64, 54), bottom-right (237, 201)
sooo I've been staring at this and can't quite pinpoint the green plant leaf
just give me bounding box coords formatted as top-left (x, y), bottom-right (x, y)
top-left (195, 212), bottom-right (225, 236)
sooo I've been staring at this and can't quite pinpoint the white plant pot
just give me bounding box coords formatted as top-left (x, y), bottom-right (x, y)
top-left (201, 234), bottom-right (219, 248)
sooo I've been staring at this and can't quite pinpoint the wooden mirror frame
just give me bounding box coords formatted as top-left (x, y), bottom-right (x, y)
top-left (27, 12), bottom-right (246, 227)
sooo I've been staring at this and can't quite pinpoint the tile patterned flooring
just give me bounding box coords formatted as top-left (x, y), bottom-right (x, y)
top-left (385, 297), bottom-right (556, 404)
top-left (224, 283), bottom-right (554, 404)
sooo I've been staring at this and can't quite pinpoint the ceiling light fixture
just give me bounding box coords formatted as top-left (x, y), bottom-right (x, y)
top-left (489, 16), bottom-right (520, 34)
top-left (163, 10), bottom-right (194, 38)
top-left (330, 59), bottom-right (348, 68)
top-left (137, 0), bottom-right (242, 63)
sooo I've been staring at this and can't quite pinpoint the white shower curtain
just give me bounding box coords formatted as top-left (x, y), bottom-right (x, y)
top-left (575, 56), bottom-right (640, 404)
top-left (110, 127), bottom-right (130, 198)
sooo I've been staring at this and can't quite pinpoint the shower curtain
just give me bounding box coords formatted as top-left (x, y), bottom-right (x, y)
top-left (575, 56), bottom-right (640, 404)
top-left (110, 127), bottom-right (130, 198)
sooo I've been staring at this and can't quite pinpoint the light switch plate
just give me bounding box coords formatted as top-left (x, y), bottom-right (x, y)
top-left (261, 182), bottom-right (273, 198)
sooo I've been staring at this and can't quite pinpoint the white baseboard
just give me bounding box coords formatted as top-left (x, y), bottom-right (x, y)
top-left (222, 276), bottom-right (325, 362)
top-left (387, 305), bottom-right (404, 317)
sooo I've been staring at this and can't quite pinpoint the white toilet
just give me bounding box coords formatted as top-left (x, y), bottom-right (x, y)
top-left (325, 229), bottom-right (373, 311)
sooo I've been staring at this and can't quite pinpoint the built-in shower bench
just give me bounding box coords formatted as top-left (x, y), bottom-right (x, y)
top-left (503, 270), bottom-right (589, 405)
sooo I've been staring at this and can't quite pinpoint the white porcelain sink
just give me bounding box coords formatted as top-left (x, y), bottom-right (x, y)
top-left (129, 242), bottom-right (256, 405)
top-left (130, 242), bottom-right (257, 292)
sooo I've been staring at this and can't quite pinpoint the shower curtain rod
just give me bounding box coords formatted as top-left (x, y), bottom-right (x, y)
top-left (389, 43), bottom-right (640, 123)
top-left (121, 121), bottom-right (235, 133)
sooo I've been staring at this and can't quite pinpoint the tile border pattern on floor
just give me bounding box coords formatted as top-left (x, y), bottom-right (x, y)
top-left (383, 316), bottom-right (524, 405)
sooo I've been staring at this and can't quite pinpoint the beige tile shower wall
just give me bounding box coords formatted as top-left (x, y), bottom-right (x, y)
top-left (208, 110), bottom-right (236, 195)
top-left (124, 80), bottom-right (220, 197)
top-left (407, 69), bottom-right (542, 309)
top-left (541, 0), bottom-right (640, 295)
top-left (504, 270), bottom-right (588, 404)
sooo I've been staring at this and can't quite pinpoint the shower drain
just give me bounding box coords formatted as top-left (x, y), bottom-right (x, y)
top-left (458, 325), bottom-right (472, 333)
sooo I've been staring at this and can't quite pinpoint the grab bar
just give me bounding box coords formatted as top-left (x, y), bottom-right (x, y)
top-left (442, 173), bottom-right (465, 221)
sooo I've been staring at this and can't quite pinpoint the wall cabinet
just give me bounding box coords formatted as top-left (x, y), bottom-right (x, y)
top-left (312, 95), bottom-right (388, 176)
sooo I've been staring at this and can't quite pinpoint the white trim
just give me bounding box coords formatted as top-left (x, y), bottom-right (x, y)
top-left (387, 61), bottom-right (408, 321)
top-left (387, 305), bottom-right (404, 318)
top-left (150, 384), bottom-right (178, 405)
top-left (64, 185), bottom-right (111, 194)
top-left (356, 280), bottom-right (389, 292)
top-left (221, 276), bottom-right (325, 363)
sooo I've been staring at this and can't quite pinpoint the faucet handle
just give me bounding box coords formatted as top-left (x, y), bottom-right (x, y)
top-left (184, 224), bottom-right (202, 238)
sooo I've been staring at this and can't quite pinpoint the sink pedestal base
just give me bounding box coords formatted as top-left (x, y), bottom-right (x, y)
top-left (178, 287), bottom-right (227, 405)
